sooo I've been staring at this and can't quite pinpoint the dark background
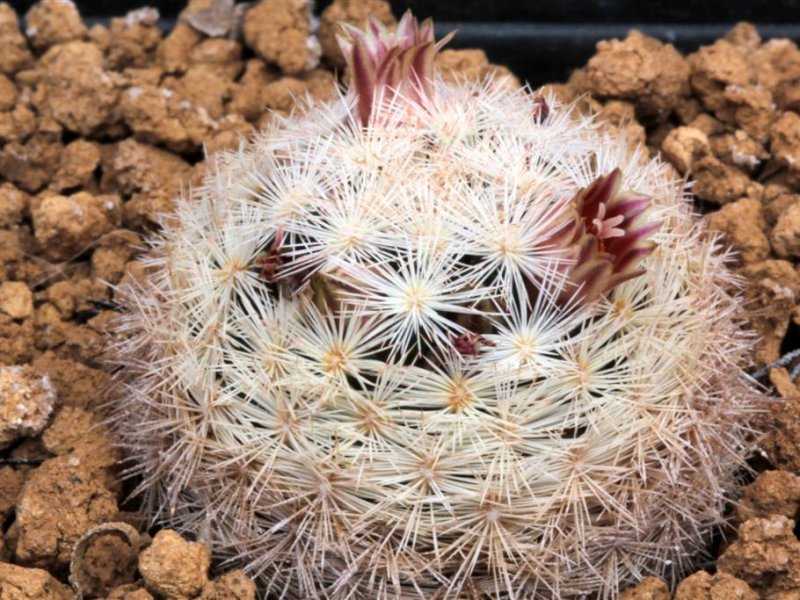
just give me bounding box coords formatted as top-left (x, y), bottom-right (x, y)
top-left (10, 0), bottom-right (800, 22)
top-left (8, 0), bottom-right (800, 84)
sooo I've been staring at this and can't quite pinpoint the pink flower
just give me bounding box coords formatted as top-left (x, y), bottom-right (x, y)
top-left (559, 169), bottom-right (661, 304)
top-left (337, 11), bottom-right (454, 125)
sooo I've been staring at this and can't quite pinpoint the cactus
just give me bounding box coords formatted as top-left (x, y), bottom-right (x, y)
top-left (112, 12), bottom-right (760, 599)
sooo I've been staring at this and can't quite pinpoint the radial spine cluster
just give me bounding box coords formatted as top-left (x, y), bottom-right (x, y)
top-left (113, 12), bottom-right (760, 600)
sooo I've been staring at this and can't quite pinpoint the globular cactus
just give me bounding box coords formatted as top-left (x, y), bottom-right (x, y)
top-left (112, 12), bottom-right (761, 599)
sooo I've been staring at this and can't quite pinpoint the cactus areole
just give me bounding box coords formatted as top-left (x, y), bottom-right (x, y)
top-left (113, 12), bottom-right (760, 599)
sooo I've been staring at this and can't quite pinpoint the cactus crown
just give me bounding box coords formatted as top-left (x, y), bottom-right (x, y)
top-left (336, 12), bottom-right (660, 307)
top-left (112, 11), bottom-right (759, 600)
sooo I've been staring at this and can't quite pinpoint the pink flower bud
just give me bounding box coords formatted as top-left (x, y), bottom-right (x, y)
top-left (337, 11), bottom-right (454, 125)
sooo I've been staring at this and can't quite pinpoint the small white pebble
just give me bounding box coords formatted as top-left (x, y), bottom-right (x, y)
top-left (124, 6), bottom-right (160, 27)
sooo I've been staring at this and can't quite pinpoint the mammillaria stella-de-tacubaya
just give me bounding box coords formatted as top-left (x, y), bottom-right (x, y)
top-left (112, 13), bottom-right (762, 599)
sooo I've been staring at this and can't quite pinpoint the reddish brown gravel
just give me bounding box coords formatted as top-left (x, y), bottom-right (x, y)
top-left (1, 1), bottom-right (800, 598)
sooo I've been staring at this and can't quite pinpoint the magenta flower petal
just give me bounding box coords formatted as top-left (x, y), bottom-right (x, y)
top-left (351, 38), bottom-right (378, 125)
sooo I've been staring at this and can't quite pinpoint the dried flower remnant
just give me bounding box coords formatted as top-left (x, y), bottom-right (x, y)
top-left (254, 228), bottom-right (286, 283)
top-left (452, 331), bottom-right (493, 356)
top-left (530, 93), bottom-right (550, 121)
top-left (112, 10), bottom-right (761, 600)
top-left (338, 11), bottom-right (455, 124)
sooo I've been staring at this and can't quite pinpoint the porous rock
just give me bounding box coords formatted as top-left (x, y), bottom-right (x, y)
top-left (737, 470), bottom-right (800, 523)
top-left (0, 281), bottom-right (33, 320)
top-left (31, 192), bottom-right (121, 261)
top-left (138, 529), bottom-right (211, 599)
top-left (242, 0), bottom-right (319, 75)
top-left (717, 515), bottom-right (800, 592)
top-left (25, 0), bottom-right (87, 51)
top-left (14, 453), bottom-right (118, 569)
top-left (0, 561), bottom-right (72, 599)
top-left (705, 197), bottom-right (770, 264)
top-left (317, 0), bottom-right (395, 66)
top-left (199, 570), bottom-right (257, 600)
top-left (674, 570), bottom-right (758, 600)
top-left (618, 576), bottom-right (670, 599)
top-left (584, 30), bottom-right (690, 120)
top-left (0, 364), bottom-right (54, 449)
